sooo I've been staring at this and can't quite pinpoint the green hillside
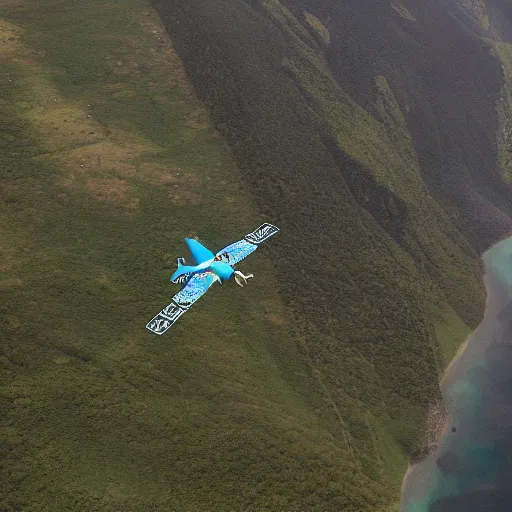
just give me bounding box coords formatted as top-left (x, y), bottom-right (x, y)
top-left (2, 0), bottom-right (511, 510)
top-left (0, 0), bottom-right (398, 510)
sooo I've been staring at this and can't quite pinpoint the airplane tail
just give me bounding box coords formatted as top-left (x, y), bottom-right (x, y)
top-left (171, 258), bottom-right (192, 284)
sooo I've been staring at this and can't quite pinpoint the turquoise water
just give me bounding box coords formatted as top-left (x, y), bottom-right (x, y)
top-left (401, 237), bottom-right (512, 512)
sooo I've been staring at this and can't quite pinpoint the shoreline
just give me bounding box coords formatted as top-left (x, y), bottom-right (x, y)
top-left (400, 236), bottom-right (512, 510)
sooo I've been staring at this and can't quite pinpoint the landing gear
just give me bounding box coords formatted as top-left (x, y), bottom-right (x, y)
top-left (234, 270), bottom-right (254, 287)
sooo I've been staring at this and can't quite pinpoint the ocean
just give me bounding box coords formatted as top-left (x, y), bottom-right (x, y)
top-left (401, 236), bottom-right (512, 511)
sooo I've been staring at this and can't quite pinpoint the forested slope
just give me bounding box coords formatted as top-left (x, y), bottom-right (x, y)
top-left (152, 0), bottom-right (512, 505)
top-left (2, 0), bottom-right (512, 510)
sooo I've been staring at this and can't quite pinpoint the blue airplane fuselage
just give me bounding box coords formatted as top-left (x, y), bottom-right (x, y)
top-left (210, 261), bottom-right (234, 281)
top-left (170, 238), bottom-right (234, 283)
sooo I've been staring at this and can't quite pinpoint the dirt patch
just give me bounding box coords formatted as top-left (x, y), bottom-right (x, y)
top-left (105, 482), bottom-right (129, 500)
top-left (22, 58), bottom-right (38, 68)
top-left (0, 21), bottom-right (58, 109)
top-left (97, 274), bottom-right (111, 284)
top-left (179, 170), bottom-right (200, 186)
top-left (0, 0), bottom-right (29, 7)
top-left (139, 163), bottom-right (177, 185)
top-left (104, 83), bottom-right (128, 92)
top-left (0, 20), bottom-right (23, 60)
top-left (139, 163), bottom-right (200, 187)
top-left (98, 10), bottom-right (200, 117)
top-left (152, 167), bottom-right (202, 205)
top-left (168, 190), bottom-right (200, 205)
top-left (167, 66), bottom-right (189, 87)
top-left (53, 142), bottom-right (203, 208)
top-left (58, 142), bottom-right (138, 177)
top-left (185, 109), bottom-right (209, 130)
top-left (137, 15), bottom-right (196, 95)
top-left (25, 105), bottom-right (104, 151)
top-left (265, 313), bottom-right (287, 325)
top-left (87, 177), bottom-right (139, 209)
top-left (139, 15), bottom-right (192, 78)
top-left (263, 299), bottom-right (288, 325)
top-left (103, 83), bottom-right (138, 101)
top-left (0, 278), bottom-right (23, 289)
top-left (108, 57), bottom-right (142, 78)
top-left (55, 175), bottom-right (76, 189)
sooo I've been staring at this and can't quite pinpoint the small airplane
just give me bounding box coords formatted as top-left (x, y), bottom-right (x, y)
top-left (146, 223), bottom-right (279, 335)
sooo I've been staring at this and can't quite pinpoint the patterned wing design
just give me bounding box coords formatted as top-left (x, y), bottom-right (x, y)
top-left (215, 223), bottom-right (280, 266)
top-left (215, 239), bottom-right (257, 266)
top-left (172, 270), bottom-right (218, 309)
top-left (173, 272), bottom-right (192, 286)
top-left (146, 271), bottom-right (218, 335)
top-left (146, 303), bottom-right (186, 336)
top-left (244, 223), bottom-right (280, 244)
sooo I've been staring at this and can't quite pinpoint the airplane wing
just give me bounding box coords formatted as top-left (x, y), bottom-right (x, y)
top-left (215, 223), bottom-right (279, 266)
top-left (146, 270), bottom-right (219, 335)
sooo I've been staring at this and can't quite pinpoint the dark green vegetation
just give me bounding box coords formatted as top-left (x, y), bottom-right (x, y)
top-left (0, 1), bottom-right (393, 510)
top-left (1, 0), bottom-right (512, 510)
top-left (152, 0), bottom-right (512, 508)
